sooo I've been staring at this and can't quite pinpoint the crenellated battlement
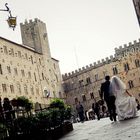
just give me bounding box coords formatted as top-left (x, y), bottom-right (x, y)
top-left (62, 54), bottom-right (116, 79)
top-left (115, 39), bottom-right (140, 57)
top-left (62, 39), bottom-right (140, 80)
top-left (20, 18), bottom-right (44, 26)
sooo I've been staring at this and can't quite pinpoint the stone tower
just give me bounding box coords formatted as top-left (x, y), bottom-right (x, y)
top-left (20, 18), bottom-right (51, 57)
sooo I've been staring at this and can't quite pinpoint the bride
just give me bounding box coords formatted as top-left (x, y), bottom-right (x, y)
top-left (110, 76), bottom-right (137, 121)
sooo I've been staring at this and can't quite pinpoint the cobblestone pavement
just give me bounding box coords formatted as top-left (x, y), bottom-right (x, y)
top-left (60, 111), bottom-right (140, 140)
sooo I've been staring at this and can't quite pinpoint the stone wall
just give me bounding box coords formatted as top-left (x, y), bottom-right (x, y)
top-left (0, 19), bottom-right (63, 107)
top-left (62, 39), bottom-right (140, 114)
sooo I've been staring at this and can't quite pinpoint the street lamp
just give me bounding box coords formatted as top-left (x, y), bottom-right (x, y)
top-left (0, 3), bottom-right (16, 30)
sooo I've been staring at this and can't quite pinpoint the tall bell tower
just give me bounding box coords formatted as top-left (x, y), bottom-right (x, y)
top-left (20, 18), bottom-right (51, 57)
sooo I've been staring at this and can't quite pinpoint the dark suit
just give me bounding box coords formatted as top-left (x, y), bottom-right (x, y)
top-left (100, 81), bottom-right (116, 121)
top-left (76, 103), bottom-right (85, 122)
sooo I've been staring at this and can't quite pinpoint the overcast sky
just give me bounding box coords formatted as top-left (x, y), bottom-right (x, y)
top-left (0, 0), bottom-right (140, 74)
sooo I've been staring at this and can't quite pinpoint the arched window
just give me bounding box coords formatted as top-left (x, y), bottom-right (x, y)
top-left (128, 80), bottom-right (134, 89)
top-left (74, 97), bottom-right (78, 103)
top-left (24, 84), bottom-right (28, 94)
top-left (3, 46), bottom-right (8, 54)
top-left (112, 66), bottom-right (118, 75)
top-left (124, 63), bottom-right (130, 72)
top-left (34, 73), bottom-right (37, 81)
top-left (30, 55), bottom-right (33, 64)
top-left (82, 94), bottom-right (86, 102)
top-left (17, 83), bottom-right (21, 94)
top-left (42, 73), bottom-right (44, 80)
top-left (10, 85), bottom-right (14, 93)
top-left (31, 86), bottom-right (34, 95)
top-left (86, 77), bottom-right (91, 84)
top-left (95, 74), bottom-right (98, 81)
top-left (39, 58), bottom-right (41, 65)
top-left (135, 59), bottom-right (140, 67)
top-left (2, 84), bottom-right (7, 92)
top-left (90, 92), bottom-right (94, 99)
top-left (79, 80), bottom-right (84, 87)
top-left (0, 64), bottom-right (2, 74)
top-left (7, 66), bottom-right (11, 73)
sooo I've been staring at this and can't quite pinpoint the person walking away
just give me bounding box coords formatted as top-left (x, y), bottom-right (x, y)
top-left (110, 76), bottom-right (137, 121)
top-left (76, 102), bottom-right (85, 122)
top-left (100, 75), bottom-right (116, 122)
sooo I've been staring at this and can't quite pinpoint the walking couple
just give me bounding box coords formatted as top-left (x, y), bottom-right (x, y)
top-left (100, 75), bottom-right (137, 121)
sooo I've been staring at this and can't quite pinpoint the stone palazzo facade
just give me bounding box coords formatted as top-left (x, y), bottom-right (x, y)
top-left (62, 39), bottom-right (140, 114)
top-left (0, 18), bottom-right (63, 107)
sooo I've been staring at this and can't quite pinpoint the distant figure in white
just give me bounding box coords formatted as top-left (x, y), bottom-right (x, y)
top-left (110, 76), bottom-right (137, 121)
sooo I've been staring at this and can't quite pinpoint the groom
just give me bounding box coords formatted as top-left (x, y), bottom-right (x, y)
top-left (100, 75), bottom-right (116, 121)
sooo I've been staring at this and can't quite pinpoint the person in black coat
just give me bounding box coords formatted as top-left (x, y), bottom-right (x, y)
top-left (100, 75), bottom-right (116, 121)
top-left (76, 102), bottom-right (85, 122)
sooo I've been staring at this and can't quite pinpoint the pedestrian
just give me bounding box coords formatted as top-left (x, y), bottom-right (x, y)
top-left (91, 103), bottom-right (96, 120)
top-left (100, 75), bottom-right (116, 122)
top-left (135, 99), bottom-right (140, 110)
top-left (110, 76), bottom-right (137, 121)
top-left (0, 97), bottom-right (4, 121)
top-left (85, 110), bottom-right (89, 121)
top-left (101, 105), bottom-right (107, 117)
top-left (76, 101), bottom-right (85, 122)
top-left (94, 102), bottom-right (100, 120)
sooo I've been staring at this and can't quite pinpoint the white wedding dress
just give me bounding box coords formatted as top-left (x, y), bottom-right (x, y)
top-left (115, 89), bottom-right (137, 121)
top-left (110, 76), bottom-right (137, 121)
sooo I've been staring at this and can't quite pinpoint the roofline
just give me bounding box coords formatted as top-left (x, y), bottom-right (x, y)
top-left (0, 36), bottom-right (42, 54)
top-left (51, 57), bottom-right (59, 62)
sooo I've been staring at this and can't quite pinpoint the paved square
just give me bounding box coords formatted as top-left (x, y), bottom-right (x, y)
top-left (60, 111), bottom-right (140, 140)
